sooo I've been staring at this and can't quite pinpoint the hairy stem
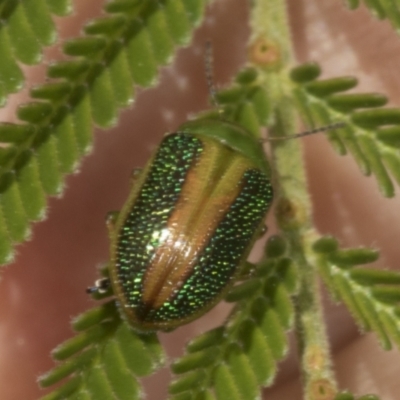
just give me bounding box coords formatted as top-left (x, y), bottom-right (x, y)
top-left (249, 0), bottom-right (337, 398)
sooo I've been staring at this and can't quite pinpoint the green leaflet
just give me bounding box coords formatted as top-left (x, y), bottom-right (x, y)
top-left (335, 392), bottom-right (380, 400)
top-left (314, 237), bottom-right (400, 351)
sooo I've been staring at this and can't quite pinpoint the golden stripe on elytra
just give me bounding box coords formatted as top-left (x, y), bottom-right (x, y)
top-left (142, 136), bottom-right (257, 309)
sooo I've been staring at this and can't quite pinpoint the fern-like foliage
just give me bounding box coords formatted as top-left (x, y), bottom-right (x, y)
top-left (0, 0), bottom-right (208, 265)
top-left (345, 0), bottom-right (400, 32)
top-left (313, 236), bottom-right (400, 351)
top-left (291, 63), bottom-right (400, 198)
top-left (38, 300), bottom-right (164, 400)
top-left (3, 1), bottom-right (396, 397)
top-left (0, 0), bottom-right (71, 98)
top-left (36, 41), bottom-right (399, 396)
top-left (168, 236), bottom-right (297, 400)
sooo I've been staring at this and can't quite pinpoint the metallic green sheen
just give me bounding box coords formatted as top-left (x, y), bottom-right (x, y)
top-left (146, 168), bottom-right (272, 323)
top-left (110, 121), bottom-right (273, 331)
top-left (114, 134), bottom-right (203, 310)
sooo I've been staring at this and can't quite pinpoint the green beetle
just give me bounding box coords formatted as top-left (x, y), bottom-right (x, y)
top-left (89, 117), bottom-right (273, 332)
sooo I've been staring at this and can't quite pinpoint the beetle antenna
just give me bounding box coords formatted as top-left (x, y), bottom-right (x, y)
top-left (265, 122), bottom-right (345, 141)
top-left (204, 41), bottom-right (218, 107)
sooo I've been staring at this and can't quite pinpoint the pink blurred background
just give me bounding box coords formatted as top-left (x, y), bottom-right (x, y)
top-left (1, 1), bottom-right (400, 399)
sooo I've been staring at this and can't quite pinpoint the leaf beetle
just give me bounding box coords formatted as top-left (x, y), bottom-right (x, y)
top-left (88, 116), bottom-right (274, 332)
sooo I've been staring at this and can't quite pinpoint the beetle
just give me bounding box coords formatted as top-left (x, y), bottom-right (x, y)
top-left (88, 116), bottom-right (274, 332)
top-left (87, 37), bottom-right (344, 331)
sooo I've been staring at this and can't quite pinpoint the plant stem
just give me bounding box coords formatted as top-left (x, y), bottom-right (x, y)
top-left (249, 1), bottom-right (338, 398)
